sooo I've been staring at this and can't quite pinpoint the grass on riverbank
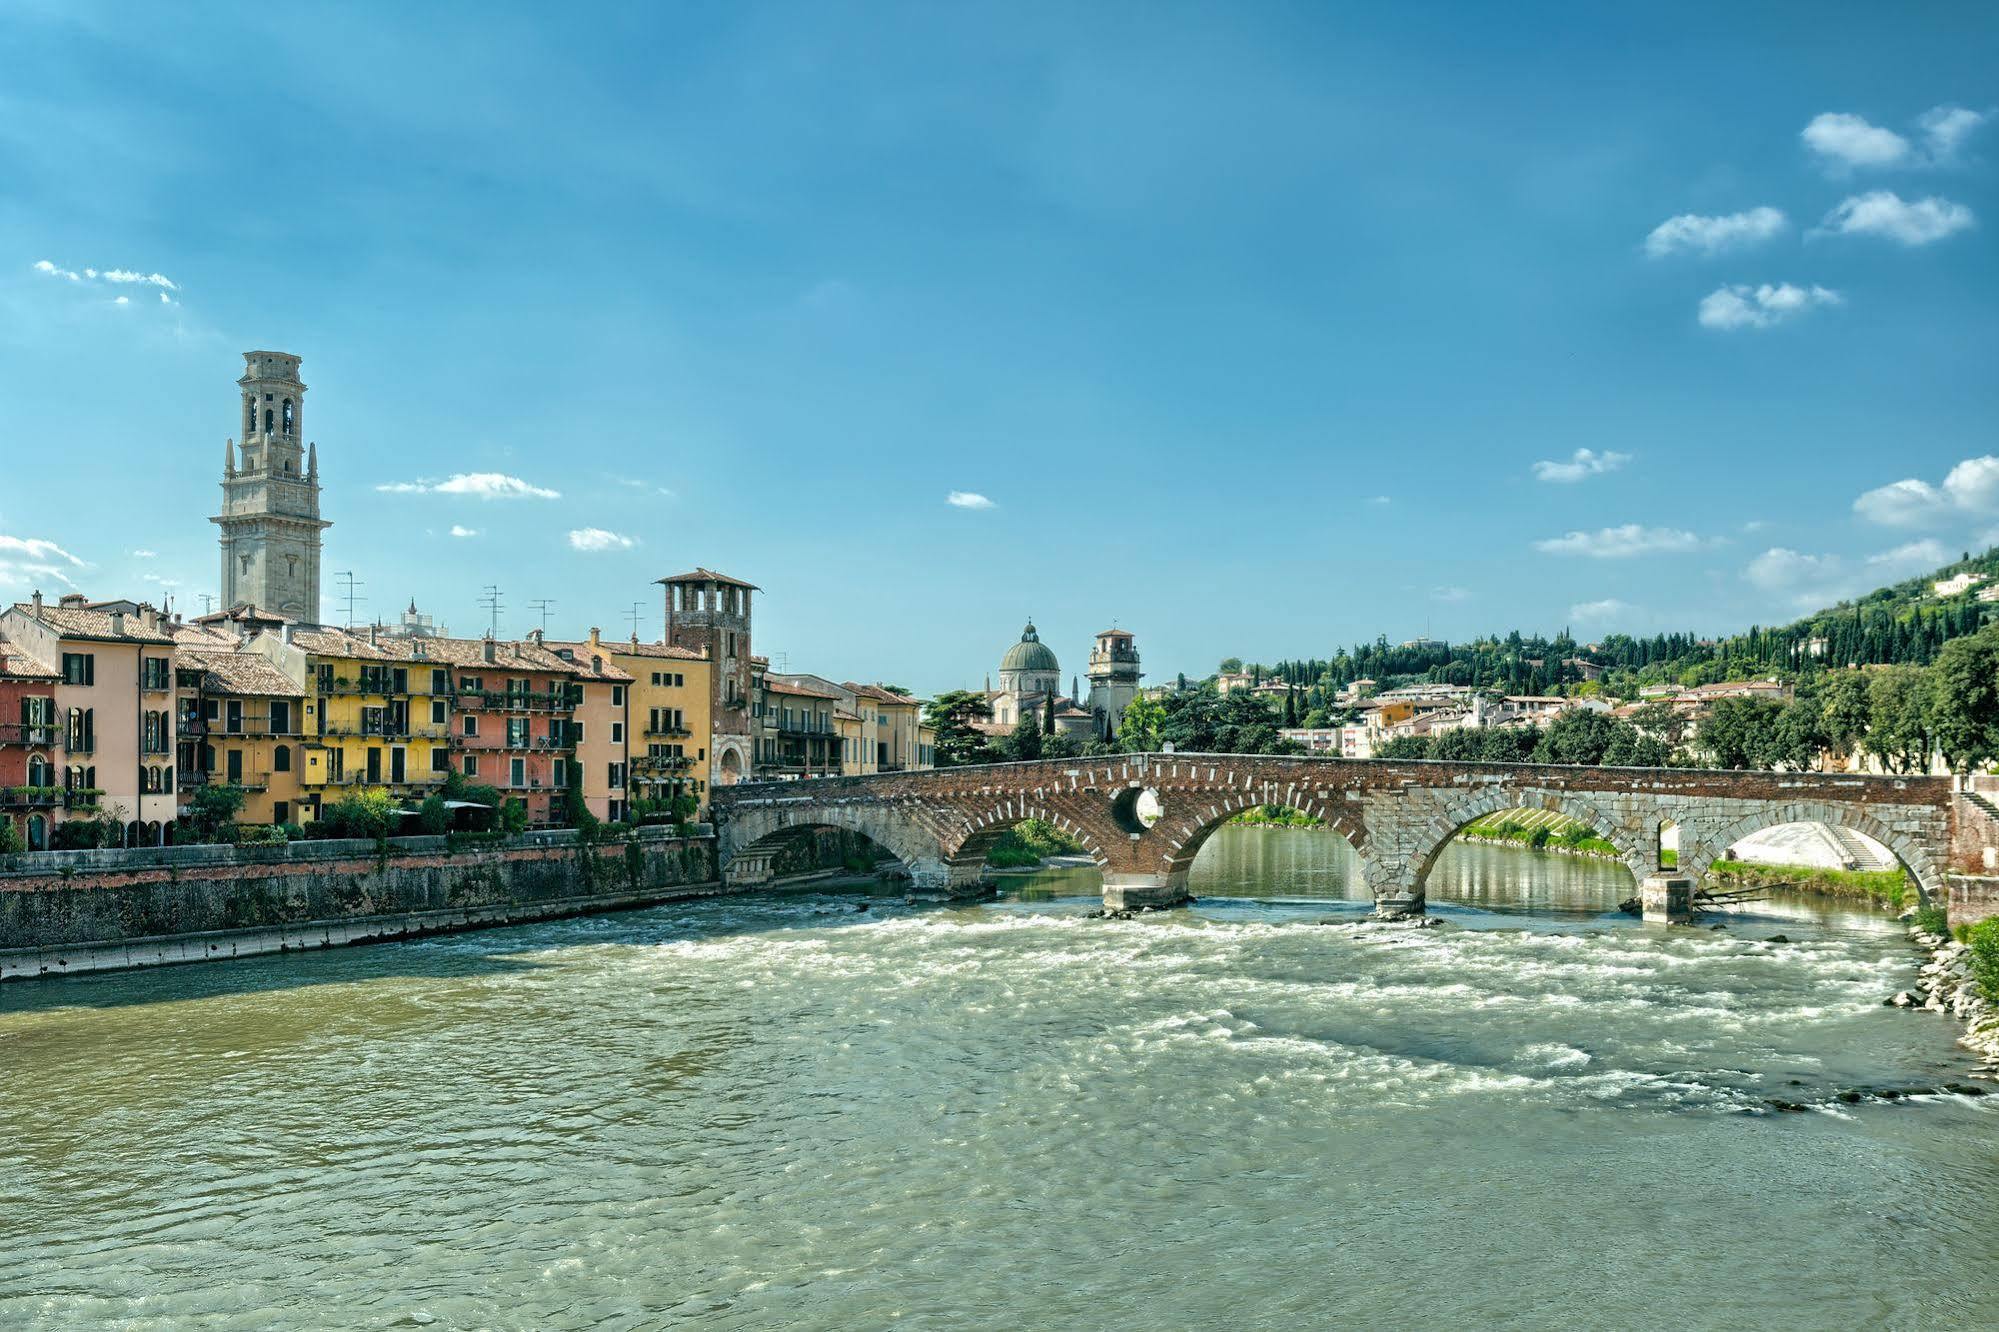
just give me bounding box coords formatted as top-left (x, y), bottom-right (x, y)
top-left (1708, 858), bottom-right (1913, 909)
top-left (1460, 810), bottom-right (1620, 857)
top-left (987, 818), bottom-right (1087, 868)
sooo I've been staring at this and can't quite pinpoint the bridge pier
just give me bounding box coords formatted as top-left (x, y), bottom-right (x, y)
top-left (1640, 875), bottom-right (1695, 925)
top-left (907, 858), bottom-right (993, 902)
top-left (1373, 891), bottom-right (1426, 921)
top-left (1102, 872), bottom-right (1191, 912)
top-left (723, 848), bottom-right (778, 889)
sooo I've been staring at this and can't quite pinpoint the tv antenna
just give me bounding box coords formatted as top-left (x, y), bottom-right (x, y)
top-left (198, 593), bottom-right (217, 616)
top-left (625, 601), bottom-right (645, 641)
top-left (479, 584), bottom-right (505, 637)
top-left (528, 598), bottom-right (556, 633)
top-left (334, 571), bottom-right (365, 629)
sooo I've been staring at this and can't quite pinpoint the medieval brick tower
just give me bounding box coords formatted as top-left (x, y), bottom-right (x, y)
top-left (212, 351), bottom-right (330, 623)
top-left (660, 568), bottom-right (757, 785)
top-left (1086, 628), bottom-right (1142, 738)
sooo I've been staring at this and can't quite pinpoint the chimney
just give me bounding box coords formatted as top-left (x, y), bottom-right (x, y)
top-left (140, 606), bottom-right (160, 632)
top-left (281, 624), bottom-right (293, 646)
top-left (367, 624), bottom-right (379, 647)
top-left (31, 590), bottom-right (43, 617)
top-left (109, 611), bottom-right (126, 636)
top-left (528, 628), bottom-right (544, 645)
top-left (588, 627), bottom-right (601, 649)
top-left (483, 639), bottom-right (497, 664)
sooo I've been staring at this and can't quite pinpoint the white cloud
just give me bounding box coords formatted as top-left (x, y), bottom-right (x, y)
top-left (1367, 495), bottom-right (1391, 506)
top-left (1534, 525), bottom-right (1703, 558)
top-left (946, 491), bottom-right (994, 510)
top-left (1697, 283), bottom-right (1841, 331)
top-left (130, 548), bottom-right (157, 559)
top-left (1569, 598), bottom-right (1630, 621)
top-left (449, 525), bottom-right (479, 538)
top-left (1745, 540), bottom-right (1947, 608)
top-left (1919, 105), bottom-right (1990, 162)
top-left (32, 259), bottom-right (179, 291)
top-left (1643, 206), bottom-right (1786, 258)
top-left (112, 296), bottom-right (129, 306)
top-left (1818, 190), bottom-right (1973, 245)
top-left (99, 269), bottom-right (177, 290)
top-left (1532, 448), bottom-right (1630, 483)
top-left (568, 527), bottom-right (637, 552)
top-left (1432, 586), bottom-right (1469, 602)
top-left (32, 259), bottom-right (79, 281)
top-left (376, 472), bottom-right (561, 500)
top-left (0, 535), bottom-right (85, 566)
top-left (1802, 112), bottom-right (1912, 169)
top-left (1854, 455), bottom-right (1999, 527)
top-left (614, 477), bottom-right (676, 498)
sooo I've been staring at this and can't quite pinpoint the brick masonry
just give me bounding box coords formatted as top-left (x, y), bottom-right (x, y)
top-left (714, 753), bottom-right (1966, 909)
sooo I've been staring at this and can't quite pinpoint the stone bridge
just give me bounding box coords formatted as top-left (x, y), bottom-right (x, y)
top-left (710, 753), bottom-right (1967, 921)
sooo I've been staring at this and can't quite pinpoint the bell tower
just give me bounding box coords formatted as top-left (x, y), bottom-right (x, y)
top-left (211, 351), bottom-right (330, 623)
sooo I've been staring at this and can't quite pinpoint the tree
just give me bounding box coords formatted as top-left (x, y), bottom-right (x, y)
top-left (500, 797), bottom-right (530, 834)
top-left (1218, 657), bottom-right (1243, 674)
top-left (1006, 713), bottom-right (1043, 761)
top-left (1819, 671), bottom-right (1873, 763)
top-left (1929, 627), bottom-right (1999, 773)
top-left (1042, 729), bottom-right (1082, 760)
top-left (1043, 691), bottom-right (1057, 736)
top-left (1375, 735), bottom-right (1434, 760)
top-left (1695, 698), bottom-right (1786, 769)
top-left (1770, 694), bottom-right (1830, 771)
top-left (182, 782), bottom-right (248, 843)
top-left (1866, 665), bottom-right (1934, 774)
top-left (1430, 727), bottom-right (1485, 761)
top-left (1282, 688), bottom-right (1299, 727)
top-left (1535, 709), bottom-right (1620, 766)
top-left (925, 690), bottom-right (999, 767)
top-left (1603, 727), bottom-right (1671, 767)
top-left (323, 788), bottom-right (396, 840)
top-left (0, 818), bottom-right (19, 854)
top-left (417, 792), bottom-right (450, 835)
top-left (1120, 693), bottom-right (1168, 752)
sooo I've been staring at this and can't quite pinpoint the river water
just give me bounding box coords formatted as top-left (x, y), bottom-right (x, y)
top-left (3, 826), bottom-right (1996, 1329)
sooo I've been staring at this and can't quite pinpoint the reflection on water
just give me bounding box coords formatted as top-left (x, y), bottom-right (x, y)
top-left (1, 823), bottom-right (1991, 1329)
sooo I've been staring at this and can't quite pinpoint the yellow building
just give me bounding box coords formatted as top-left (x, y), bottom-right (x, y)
top-left (254, 627), bottom-right (452, 820)
top-left (176, 648), bottom-right (309, 826)
top-left (559, 630), bottom-right (712, 817)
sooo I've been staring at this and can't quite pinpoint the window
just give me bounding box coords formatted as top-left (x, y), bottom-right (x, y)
top-left (610, 721), bottom-right (624, 743)
top-left (431, 749), bottom-right (449, 772)
top-left (608, 762), bottom-right (625, 789)
top-left (227, 700), bottom-right (244, 734)
top-left (390, 748), bottom-right (406, 784)
top-left (141, 657), bottom-right (170, 691)
top-left (551, 758), bottom-right (567, 788)
top-left (506, 718), bottom-right (528, 748)
top-left (66, 706), bottom-right (94, 754)
top-left (463, 754), bottom-right (478, 777)
top-left (226, 749), bottom-right (243, 783)
top-left (314, 663), bottom-right (334, 694)
top-left (271, 700), bottom-right (292, 734)
top-left (274, 744), bottom-right (292, 772)
top-left (431, 669), bottom-right (448, 695)
top-left (463, 714), bottom-right (479, 737)
top-left (509, 757), bottom-right (525, 787)
top-left (61, 652), bottom-right (94, 686)
top-left (431, 699), bottom-right (446, 726)
top-left (326, 749), bottom-right (344, 782)
top-left (568, 720), bottom-right (583, 744)
top-left (273, 801), bottom-right (289, 825)
top-left (611, 685), bottom-right (625, 707)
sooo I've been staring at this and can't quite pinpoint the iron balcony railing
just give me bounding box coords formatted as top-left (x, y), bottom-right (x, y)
top-left (1, 786), bottom-right (63, 809)
top-left (0, 724), bottom-right (59, 746)
top-left (317, 723), bottom-right (449, 740)
top-left (644, 725), bottom-right (693, 738)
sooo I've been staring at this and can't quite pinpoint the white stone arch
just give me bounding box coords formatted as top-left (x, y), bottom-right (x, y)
top-left (1393, 785), bottom-right (1652, 899)
top-left (1681, 802), bottom-right (1942, 907)
top-left (1155, 787), bottom-right (1364, 878)
top-left (946, 801), bottom-right (1112, 873)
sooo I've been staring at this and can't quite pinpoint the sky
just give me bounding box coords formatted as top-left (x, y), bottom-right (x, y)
top-left (0, 2), bottom-right (1994, 696)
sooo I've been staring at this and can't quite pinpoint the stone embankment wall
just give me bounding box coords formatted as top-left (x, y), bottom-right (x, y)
top-left (0, 827), bottom-right (720, 982)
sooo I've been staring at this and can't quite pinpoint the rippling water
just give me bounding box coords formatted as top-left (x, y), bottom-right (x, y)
top-left (3, 826), bottom-right (1996, 1328)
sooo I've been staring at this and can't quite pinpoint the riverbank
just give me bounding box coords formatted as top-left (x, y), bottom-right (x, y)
top-left (1708, 859), bottom-right (1913, 910)
top-left (1902, 924), bottom-right (1999, 1068)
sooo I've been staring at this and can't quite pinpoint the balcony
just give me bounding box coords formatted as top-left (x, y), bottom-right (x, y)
top-left (632, 754), bottom-right (693, 774)
top-left (644, 725), bottom-right (693, 739)
top-left (775, 719), bottom-right (838, 737)
top-left (0, 724), bottom-right (58, 747)
top-left (64, 739), bottom-right (96, 756)
top-left (177, 768), bottom-right (208, 790)
top-left (318, 723), bottom-right (448, 740)
top-left (1, 786), bottom-right (62, 809)
top-left (318, 679), bottom-right (430, 697)
top-left (465, 687), bottom-right (574, 712)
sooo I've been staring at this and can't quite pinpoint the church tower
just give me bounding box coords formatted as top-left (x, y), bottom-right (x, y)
top-left (211, 351), bottom-right (330, 623)
top-left (1086, 628), bottom-right (1142, 738)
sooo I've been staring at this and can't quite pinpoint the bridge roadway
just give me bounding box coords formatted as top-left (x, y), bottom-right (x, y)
top-left (709, 753), bottom-right (1962, 922)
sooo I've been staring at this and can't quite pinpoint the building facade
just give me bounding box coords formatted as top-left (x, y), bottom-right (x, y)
top-left (0, 642), bottom-right (61, 849)
top-left (213, 351), bottom-right (330, 622)
top-left (558, 631), bottom-right (712, 817)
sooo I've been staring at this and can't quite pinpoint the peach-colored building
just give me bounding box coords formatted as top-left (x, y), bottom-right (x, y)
top-left (548, 635), bottom-right (634, 822)
top-left (0, 593), bottom-right (179, 844)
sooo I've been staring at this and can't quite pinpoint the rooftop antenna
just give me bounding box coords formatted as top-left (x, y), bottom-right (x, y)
top-left (334, 571), bottom-right (365, 629)
top-left (198, 593), bottom-right (217, 616)
top-left (624, 601), bottom-right (644, 641)
top-left (528, 598), bottom-right (556, 633)
top-left (479, 584), bottom-right (505, 637)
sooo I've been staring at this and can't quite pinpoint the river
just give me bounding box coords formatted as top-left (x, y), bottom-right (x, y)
top-left (2, 825), bottom-right (1995, 1328)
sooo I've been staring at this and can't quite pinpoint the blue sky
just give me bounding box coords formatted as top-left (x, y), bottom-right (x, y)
top-left (1, 3), bottom-right (1994, 695)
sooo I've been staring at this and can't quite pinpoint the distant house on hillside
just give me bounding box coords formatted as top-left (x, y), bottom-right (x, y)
top-left (1935, 572), bottom-right (1986, 597)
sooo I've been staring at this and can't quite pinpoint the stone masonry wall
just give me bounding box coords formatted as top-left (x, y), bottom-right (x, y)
top-left (0, 831), bottom-right (719, 981)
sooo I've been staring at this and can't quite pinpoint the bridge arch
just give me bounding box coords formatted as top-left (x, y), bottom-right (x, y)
top-left (722, 801), bottom-right (952, 886)
top-left (1397, 788), bottom-right (1652, 902)
top-left (945, 802), bottom-right (1112, 875)
top-left (1156, 790), bottom-right (1364, 880)
top-left (1681, 803), bottom-right (1941, 907)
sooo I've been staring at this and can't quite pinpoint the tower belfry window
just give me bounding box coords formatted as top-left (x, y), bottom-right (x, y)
top-left (283, 399), bottom-right (294, 433)
top-left (264, 408), bottom-right (274, 433)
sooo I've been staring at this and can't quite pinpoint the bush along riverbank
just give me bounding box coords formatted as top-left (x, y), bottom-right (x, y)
top-left (986, 818), bottom-right (1087, 869)
top-left (1707, 859), bottom-right (1914, 911)
top-left (1228, 804), bottom-right (1325, 829)
top-left (1456, 812), bottom-right (1624, 861)
top-left (1897, 912), bottom-right (1999, 1069)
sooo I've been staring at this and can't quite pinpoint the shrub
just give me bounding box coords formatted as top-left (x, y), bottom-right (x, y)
top-left (416, 793), bottom-right (450, 836)
top-left (1912, 904), bottom-right (1949, 937)
top-left (1966, 918), bottom-right (1999, 1005)
top-left (0, 818), bottom-right (19, 854)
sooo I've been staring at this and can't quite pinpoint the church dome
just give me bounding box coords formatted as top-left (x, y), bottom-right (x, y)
top-left (1000, 622), bottom-right (1060, 674)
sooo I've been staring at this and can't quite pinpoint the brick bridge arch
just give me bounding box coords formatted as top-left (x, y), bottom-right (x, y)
top-left (711, 754), bottom-right (1960, 918)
